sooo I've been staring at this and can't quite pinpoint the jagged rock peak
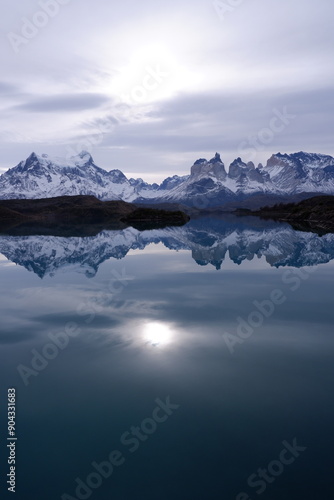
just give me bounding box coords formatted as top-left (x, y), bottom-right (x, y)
top-left (229, 158), bottom-right (255, 170)
top-left (209, 153), bottom-right (222, 164)
top-left (191, 153), bottom-right (226, 180)
top-left (194, 158), bottom-right (207, 166)
top-left (28, 152), bottom-right (39, 160)
top-left (20, 152), bottom-right (47, 172)
top-left (230, 157), bottom-right (246, 166)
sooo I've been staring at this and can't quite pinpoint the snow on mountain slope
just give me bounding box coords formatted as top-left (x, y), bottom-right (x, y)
top-left (265, 152), bottom-right (334, 193)
top-left (159, 174), bottom-right (190, 190)
top-left (146, 153), bottom-right (279, 207)
top-left (1, 150), bottom-right (334, 206)
top-left (150, 153), bottom-right (235, 207)
top-left (0, 151), bottom-right (158, 202)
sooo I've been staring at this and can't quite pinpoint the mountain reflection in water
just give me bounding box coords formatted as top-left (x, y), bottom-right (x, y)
top-left (0, 215), bottom-right (333, 278)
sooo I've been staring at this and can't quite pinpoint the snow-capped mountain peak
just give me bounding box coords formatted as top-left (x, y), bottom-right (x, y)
top-left (1, 150), bottom-right (334, 207)
top-left (265, 151), bottom-right (334, 193)
top-left (0, 151), bottom-right (140, 201)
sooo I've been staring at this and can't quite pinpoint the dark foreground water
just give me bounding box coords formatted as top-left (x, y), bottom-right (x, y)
top-left (1, 216), bottom-right (334, 500)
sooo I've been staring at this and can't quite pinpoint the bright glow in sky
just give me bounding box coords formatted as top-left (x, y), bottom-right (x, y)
top-left (1, 0), bottom-right (333, 181)
top-left (143, 322), bottom-right (173, 347)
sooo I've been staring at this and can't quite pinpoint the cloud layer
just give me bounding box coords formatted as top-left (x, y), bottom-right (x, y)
top-left (1, 0), bottom-right (333, 180)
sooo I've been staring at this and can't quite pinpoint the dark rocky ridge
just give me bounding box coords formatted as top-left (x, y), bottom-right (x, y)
top-left (0, 195), bottom-right (190, 234)
top-left (236, 195), bottom-right (334, 234)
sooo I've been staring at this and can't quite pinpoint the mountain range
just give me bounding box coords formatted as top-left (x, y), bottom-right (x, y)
top-left (1, 150), bottom-right (334, 208)
top-left (1, 216), bottom-right (334, 278)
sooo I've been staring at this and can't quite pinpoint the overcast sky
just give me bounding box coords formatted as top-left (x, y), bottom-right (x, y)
top-left (1, 0), bottom-right (333, 181)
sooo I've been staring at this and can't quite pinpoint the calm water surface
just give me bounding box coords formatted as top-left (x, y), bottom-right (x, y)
top-left (1, 216), bottom-right (334, 500)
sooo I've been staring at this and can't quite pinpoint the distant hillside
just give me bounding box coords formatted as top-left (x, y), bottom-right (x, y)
top-left (238, 195), bottom-right (334, 234)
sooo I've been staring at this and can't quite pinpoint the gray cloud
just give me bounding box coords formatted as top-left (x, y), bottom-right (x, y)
top-left (0, 81), bottom-right (19, 94)
top-left (90, 87), bottom-right (334, 168)
top-left (14, 93), bottom-right (110, 113)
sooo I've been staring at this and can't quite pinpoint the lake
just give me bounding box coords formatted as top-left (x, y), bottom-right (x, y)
top-left (1, 215), bottom-right (334, 500)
